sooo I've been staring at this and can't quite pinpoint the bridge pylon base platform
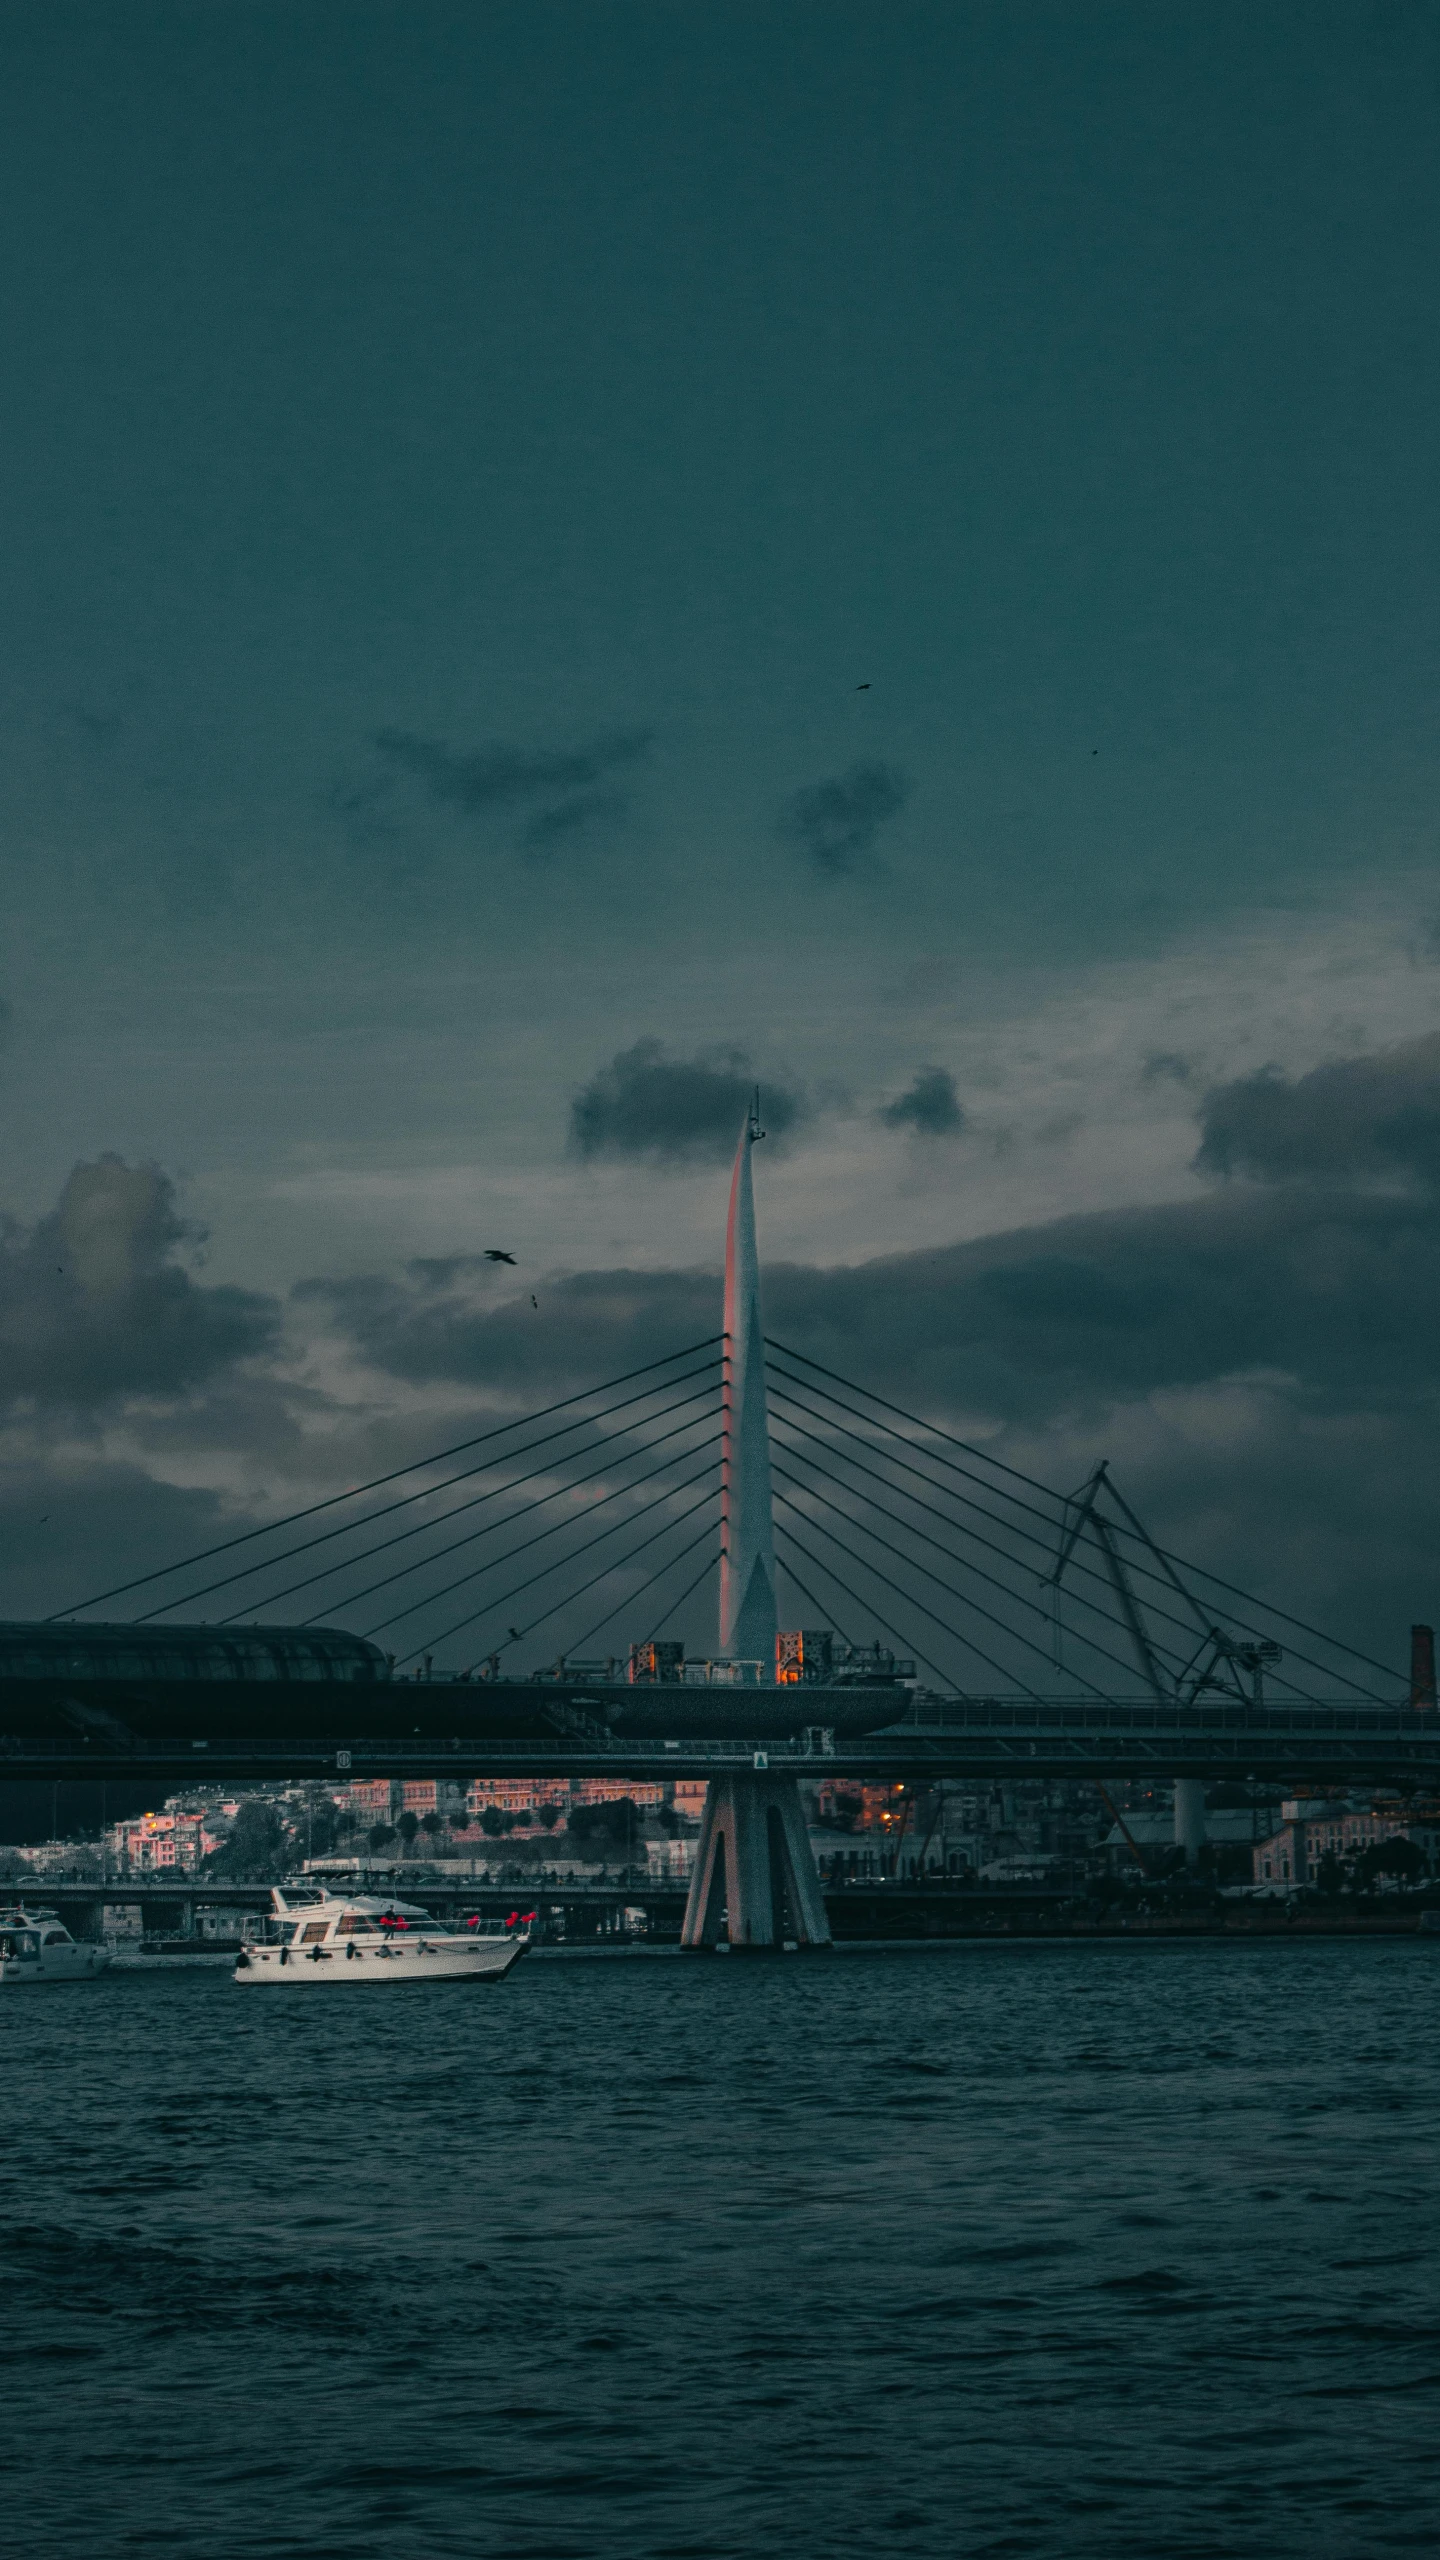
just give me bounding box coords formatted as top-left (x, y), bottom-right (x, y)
top-left (680, 1772), bottom-right (831, 1950)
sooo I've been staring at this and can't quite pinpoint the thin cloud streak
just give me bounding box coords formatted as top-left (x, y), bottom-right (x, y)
top-left (777, 762), bottom-right (909, 877)
top-left (373, 727), bottom-right (652, 824)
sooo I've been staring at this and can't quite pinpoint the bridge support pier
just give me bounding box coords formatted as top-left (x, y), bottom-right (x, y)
top-left (681, 1774), bottom-right (831, 1950)
top-left (1173, 1779), bottom-right (1207, 1866)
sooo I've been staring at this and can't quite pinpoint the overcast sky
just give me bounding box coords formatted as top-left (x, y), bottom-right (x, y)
top-left (2, 3), bottom-right (1438, 1671)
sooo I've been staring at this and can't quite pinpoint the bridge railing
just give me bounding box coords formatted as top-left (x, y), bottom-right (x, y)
top-left (894, 1695), bottom-right (1425, 1735)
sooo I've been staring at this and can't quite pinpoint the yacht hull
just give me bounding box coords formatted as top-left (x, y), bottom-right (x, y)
top-left (235, 1934), bottom-right (526, 1984)
top-left (0, 1908), bottom-right (113, 1984)
top-left (0, 1948), bottom-right (112, 1984)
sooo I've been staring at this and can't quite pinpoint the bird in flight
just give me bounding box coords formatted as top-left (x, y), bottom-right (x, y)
top-left (855, 682), bottom-right (870, 690)
top-left (531, 1295), bottom-right (539, 1310)
top-left (484, 1249), bottom-right (517, 1264)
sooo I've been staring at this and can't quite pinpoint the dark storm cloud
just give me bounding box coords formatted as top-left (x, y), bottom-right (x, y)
top-left (880, 1066), bottom-right (965, 1137)
top-left (0, 1157), bottom-right (277, 1412)
top-left (0, 1458), bottom-right (243, 1627)
top-left (371, 726), bottom-right (652, 835)
top-left (297, 1259), bottom-right (720, 1398)
top-left (762, 1189), bottom-right (1440, 1663)
top-left (568, 1039), bottom-right (806, 1164)
top-left (777, 762), bottom-right (909, 877)
top-left (758, 1188), bottom-right (1434, 1424)
top-left (1195, 1034), bottom-right (1440, 1189)
top-left (310, 1155), bottom-right (1436, 1429)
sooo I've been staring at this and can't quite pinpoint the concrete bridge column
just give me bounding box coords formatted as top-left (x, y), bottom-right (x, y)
top-left (1173, 1779), bottom-right (1207, 1866)
top-left (681, 1773), bottom-right (831, 1949)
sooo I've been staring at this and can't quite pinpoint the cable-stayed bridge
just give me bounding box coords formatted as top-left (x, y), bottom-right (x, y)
top-left (15, 1333), bottom-right (1406, 1713)
top-left (2, 1117), bottom-right (1431, 1939)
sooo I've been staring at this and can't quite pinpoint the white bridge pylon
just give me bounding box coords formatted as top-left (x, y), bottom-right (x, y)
top-left (681, 1105), bottom-right (832, 1950)
top-left (718, 1093), bottom-right (778, 1664)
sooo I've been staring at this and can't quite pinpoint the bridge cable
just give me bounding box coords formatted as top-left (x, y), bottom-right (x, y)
top-left (306, 1422), bottom-right (722, 1632)
top-left (568, 1520), bottom-right (722, 1661)
top-left (371, 1454), bottom-right (717, 1648)
top-left (767, 1369), bottom-right (1207, 1668)
top-left (772, 1550), bottom-right (863, 1654)
top-left (133, 1358), bottom-right (722, 1623)
top-left (767, 1397), bottom-right (1340, 1710)
top-left (769, 1357), bottom-right (1220, 1652)
top-left (636, 1547), bottom-right (721, 1650)
top-left (395, 1475), bottom-right (722, 1664)
top-left (159, 1361), bottom-right (722, 1623)
top-left (767, 1351), bottom-right (1383, 1703)
top-left (768, 1415), bottom-right (1190, 1696)
top-left (771, 1516), bottom-right (986, 1697)
top-left (767, 1338), bottom-right (1402, 1687)
top-left (53, 1335), bottom-right (725, 1620)
top-left (774, 1516), bottom-right (955, 1690)
top-left (771, 1469), bottom-right (1114, 1699)
top-left (208, 1380), bottom-right (722, 1624)
top-left (429, 1502), bottom-right (721, 1674)
top-left (771, 1489), bottom-right (1047, 1699)
top-left (768, 1356), bottom-right (1197, 1631)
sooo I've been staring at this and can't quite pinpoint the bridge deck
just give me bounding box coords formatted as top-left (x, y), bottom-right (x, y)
top-left (2, 1666), bottom-right (1433, 1781)
top-left (3, 1719), bottom-right (1437, 1783)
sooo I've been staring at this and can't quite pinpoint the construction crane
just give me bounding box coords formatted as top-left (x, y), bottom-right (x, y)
top-left (1050, 1462), bottom-right (1282, 1706)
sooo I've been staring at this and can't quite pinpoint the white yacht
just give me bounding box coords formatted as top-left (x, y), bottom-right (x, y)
top-left (233, 1886), bottom-right (529, 1985)
top-left (0, 1906), bottom-right (114, 1985)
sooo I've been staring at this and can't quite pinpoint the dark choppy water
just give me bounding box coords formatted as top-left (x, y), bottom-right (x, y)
top-left (3, 1940), bottom-right (1438, 2559)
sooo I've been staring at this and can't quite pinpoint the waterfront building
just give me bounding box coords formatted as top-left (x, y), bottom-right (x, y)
top-left (337, 1778), bottom-right (404, 1822)
top-left (107, 1811), bottom-right (222, 1872)
top-left (330, 1775), bottom-right (675, 1835)
top-left (1252, 1798), bottom-right (1440, 1886)
top-left (14, 1838), bottom-right (104, 1879)
top-left (1100, 1807), bottom-right (1267, 1874)
top-left (463, 1776), bottom-right (666, 1817)
top-left (572, 1777), bottom-right (666, 1810)
top-left (646, 1835), bottom-right (697, 1881)
top-left (465, 1776), bottom-right (569, 1819)
top-left (400, 1778), bottom-right (467, 1818)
